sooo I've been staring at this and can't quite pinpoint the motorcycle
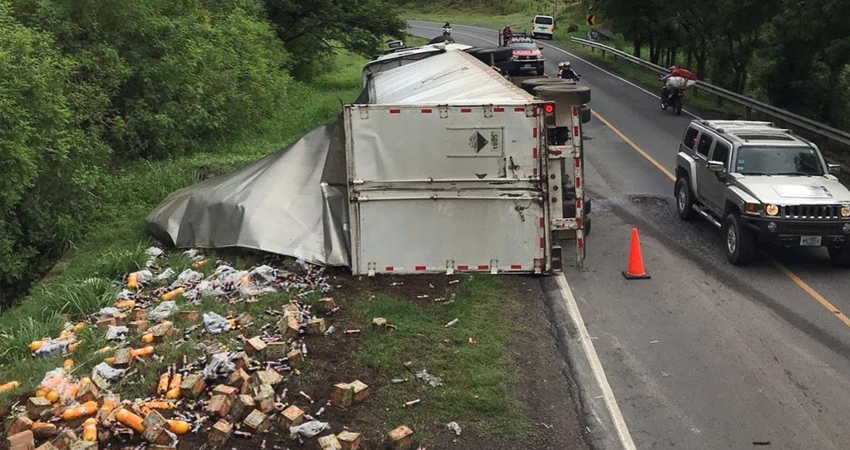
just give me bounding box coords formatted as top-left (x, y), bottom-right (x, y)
top-left (660, 87), bottom-right (683, 115)
top-left (558, 70), bottom-right (580, 82)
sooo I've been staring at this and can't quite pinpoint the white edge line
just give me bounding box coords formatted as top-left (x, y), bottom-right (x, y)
top-left (556, 273), bottom-right (637, 450)
top-left (408, 20), bottom-right (701, 119)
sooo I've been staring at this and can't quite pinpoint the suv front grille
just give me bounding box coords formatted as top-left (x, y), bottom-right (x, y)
top-left (780, 205), bottom-right (843, 220)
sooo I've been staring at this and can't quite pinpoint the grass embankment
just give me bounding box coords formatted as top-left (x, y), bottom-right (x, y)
top-left (0, 46), bottom-right (534, 447)
top-left (0, 50), bottom-right (366, 394)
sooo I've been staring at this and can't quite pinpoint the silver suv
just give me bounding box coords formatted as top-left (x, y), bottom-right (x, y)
top-left (675, 120), bottom-right (850, 266)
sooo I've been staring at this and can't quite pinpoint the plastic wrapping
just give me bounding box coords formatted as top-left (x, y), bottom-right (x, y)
top-left (202, 312), bottom-right (231, 334)
top-left (150, 301), bottom-right (178, 322)
top-left (92, 363), bottom-right (126, 382)
top-left (96, 307), bottom-right (121, 320)
top-left (34, 339), bottom-right (74, 358)
top-left (105, 326), bottom-right (129, 341)
top-left (155, 268), bottom-right (176, 282)
top-left (415, 369), bottom-right (442, 387)
top-left (39, 368), bottom-right (76, 401)
top-left (202, 353), bottom-right (235, 379)
top-left (288, 420), bottom-right (329, 439)
top-left (169, 269), bottom-right (203, 290)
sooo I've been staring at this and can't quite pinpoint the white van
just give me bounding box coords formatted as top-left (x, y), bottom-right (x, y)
top-left (532, 15), bottom-right (555, 39)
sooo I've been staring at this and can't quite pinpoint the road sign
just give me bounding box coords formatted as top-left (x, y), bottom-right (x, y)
top-left (586, 14), bottom-right (596, 26)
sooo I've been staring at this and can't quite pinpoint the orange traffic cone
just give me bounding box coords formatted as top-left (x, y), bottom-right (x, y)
top-left (623, 228), bottom-right (651, 279)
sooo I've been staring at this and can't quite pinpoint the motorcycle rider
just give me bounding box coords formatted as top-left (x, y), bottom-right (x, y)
top-left (502, 25), bottom-right (513, 45)
top-left (558, 61), bottom-right (579, 81)
top-left (660, 65), bottom-right (696, 106)
top-left (443, 22), bottom-right (452, 37)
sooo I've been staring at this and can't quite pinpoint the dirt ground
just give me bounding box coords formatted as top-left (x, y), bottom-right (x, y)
top-left (3, 272), bottom-right (587, 450)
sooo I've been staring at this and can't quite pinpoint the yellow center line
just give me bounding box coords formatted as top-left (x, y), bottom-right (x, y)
top-left (591, 110), bottom-right (675, 181)
top-left (769, 259), bottom-right (850, 328)
top-left (592, 108), bottom-right (850, 332)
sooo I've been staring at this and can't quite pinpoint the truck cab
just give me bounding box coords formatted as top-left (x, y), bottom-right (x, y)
top-left (675, 120), bottom-right (850, 266)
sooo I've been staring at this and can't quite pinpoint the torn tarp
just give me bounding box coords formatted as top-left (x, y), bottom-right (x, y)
top-left (144, 118), bottom-right (350, 266)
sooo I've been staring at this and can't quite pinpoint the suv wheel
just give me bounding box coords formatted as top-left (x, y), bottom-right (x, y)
top-left (723, 213), bottom-right (756, 265)
top-left (675, 177), bottom-right (695, 220)
top-left (828, 244), bottom-right (850, 268)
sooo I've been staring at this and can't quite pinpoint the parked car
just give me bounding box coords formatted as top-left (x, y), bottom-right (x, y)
top-left (675, 120), bottom-right (850, 266)
top-left (532, 15), bottom-right (555, 39)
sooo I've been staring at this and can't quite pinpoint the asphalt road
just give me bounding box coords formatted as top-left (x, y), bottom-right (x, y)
top-left (410, 21), bottom-right (850, 449)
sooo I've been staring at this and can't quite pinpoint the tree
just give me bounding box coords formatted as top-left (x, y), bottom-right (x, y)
top-left (263, 0), bottom-right (405, 78)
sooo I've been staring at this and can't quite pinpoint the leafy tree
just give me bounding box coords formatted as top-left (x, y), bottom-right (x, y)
top-left (263, 0), bottom-right (405, 78)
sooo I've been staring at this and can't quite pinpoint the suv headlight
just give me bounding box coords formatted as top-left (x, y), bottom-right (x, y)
top-left (765, 204), bottom-right (779, 216)
top-left (841, 205), bottom-right (850, 218)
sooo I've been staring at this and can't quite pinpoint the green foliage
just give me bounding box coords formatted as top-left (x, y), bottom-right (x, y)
top-left (264, 0), bottom-right (405, 78)
top-left (0, 0), bottom-right (390, 306)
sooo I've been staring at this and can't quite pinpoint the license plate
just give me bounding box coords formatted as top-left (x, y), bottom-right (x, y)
top-left (522, 64), bottom-right (533, 69)
top-left (800, 236), bottom-right (822, 247)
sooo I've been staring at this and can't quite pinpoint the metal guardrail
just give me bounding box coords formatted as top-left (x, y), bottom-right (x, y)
top-left (570, 37), bottom-right (850, 147)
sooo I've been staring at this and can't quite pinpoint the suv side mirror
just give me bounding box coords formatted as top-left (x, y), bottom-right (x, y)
top-left (539, 46), bottom-right (544, 51)
top-left (708, 161), bottom-right (727, 181)
top-left (828, 163), bottom-right (842, 175)
top-left (707, 161), bottom-right (725, 173)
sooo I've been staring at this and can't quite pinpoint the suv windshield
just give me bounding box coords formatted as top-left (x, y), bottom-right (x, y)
top-left (535, 17), bottom-right (554, 25)
top-left (511, 42), bottom-right (538, 50)
top-left (736, 146), bottom-right (824, 176)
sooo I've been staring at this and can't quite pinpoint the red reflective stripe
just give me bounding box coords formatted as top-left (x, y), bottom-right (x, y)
top-left (477, 265), bottom-right (489, 270)
top-left (421, 109), bottom-right (432, 114)
top-left (494, 107), bottom-right (505, 112)
top-left (576, 176), bottom-right (581, 188)
top-left (514, 107), bottom-right (526, 112)
top-left (573, 126), bottom-right (580, 136)
top-left (457, 265), bottom-right (469, 271)
top-left (415, 266), bottom-right (426, 271)
top-left (539, 217), bottom-right (545, 228)
top-left (510, 264), bottom-right (522, 270)
top-left (574, 158), bottom-right (581, 168)
top-left (532, 167), bottom-right (538, 176)
top-left (532, 147), bottom-right (538, 158)
top-left (578, 238), bottom-right (584, 249)
top-left (532, 128), bottom-right (538, 138)
top-left (385, 266), bottom-right (394, 271)
top-left (461, 108), bottom-right (472, 113)
top-left (571, 106), bottom-right (579, 116)
top-left (389, 109), bottom-right (401, 114)
top-left (540, 238), bottom-right (545, 248)
top-left (576, 219), bottom-right (583, 229)
top-left (576, 198), bottom-right (582, 209)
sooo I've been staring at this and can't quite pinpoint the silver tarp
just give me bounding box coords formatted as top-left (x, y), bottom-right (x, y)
top-left (145, 117), bottom-right (350, 266)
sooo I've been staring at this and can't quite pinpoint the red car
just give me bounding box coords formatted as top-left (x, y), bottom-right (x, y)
top-left (509, 38), bottom-right (545, 75)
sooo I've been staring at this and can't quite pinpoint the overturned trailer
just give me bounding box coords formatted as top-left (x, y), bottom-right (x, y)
top-left (146, 43), bottom-right (586, 275)
top-left (349, 47), bottom-right (586, 275)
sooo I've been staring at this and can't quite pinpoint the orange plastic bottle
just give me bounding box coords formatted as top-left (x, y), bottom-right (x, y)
top-left (104, 357), bottom-right (116, 365)
top-left (28, 340), bottom-right (45, 352)
top-left (192, 260), bottom-right (207, 269)
top-left (35, 389), bottom-right (47, 398)
top-left (156, 373), bottom-right (170, 395)
top-left (115, 300), bottom-right (136, 309)
top-left (160, 288), bottom-right (185, 301)
top-left (115, 409), bottom-right (145, 433)
top-left (73, 322), bottom-right (86, 333)
top-left (66, 383), bottom-right (80, 400)
top-left (127, 272), bottom-right (139, 290)
top-left (141, 334), bottom-right (155, 344)
top-left (82, 418), bottom-right (98, 441)
top-left (130, 346), bottom-right (155, 358)
top-left (0, 381), bottom-right (20, 394)
top-left (46, 391), bottom-right (59, 403)
top-left (96, 346), bottom-right (112, 355)
top-left (68, 340), bottom-right (82, 353)
top-left (168, 420), bottom-right (190, 434)
top-left (166, 373), bottom-right (182, 399)
top-left (144, 400), bottom-right (175, 410)
top-left (62, 401), bottom-right (97, 421)
top-left (63, 359), bottom-right (75, 372)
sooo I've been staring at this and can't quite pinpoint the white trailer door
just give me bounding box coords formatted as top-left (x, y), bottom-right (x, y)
top-left (346, 104), bottom-right (549, 275)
